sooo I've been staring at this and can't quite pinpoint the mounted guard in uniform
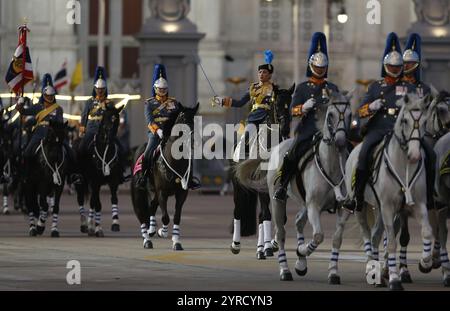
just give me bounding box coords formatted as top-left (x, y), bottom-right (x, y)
top-left (137, 64), bottom-right (200, 189)
top-left (273, 32), bottom-right (340, 202)
top-left (78, 66), bottom-right (128, 183)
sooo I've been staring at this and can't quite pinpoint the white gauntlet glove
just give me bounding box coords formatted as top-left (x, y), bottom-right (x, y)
top-left (211, 96), bottom-right (224, 107)
top-left (156, 129), bottom-right (163, 139)
top-left (302, 98), bottom-right (316, 114)
top-left (369, 99), bottom-right (383, 112)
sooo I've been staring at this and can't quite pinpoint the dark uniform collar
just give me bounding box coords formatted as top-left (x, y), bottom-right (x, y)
top-left (308, 76), bottom-right (326, 85)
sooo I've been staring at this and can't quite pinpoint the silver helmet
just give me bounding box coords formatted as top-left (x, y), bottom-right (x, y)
top-left (94, 78), bottom-right (107, 89)
top-left (308, 52), bottom-right (328, 78)
top-left (153, 76), bottom-right (168, 89)
top-left (402, 49), bottom-right (420, 74)
top-left (383, 50), bottom-right (403, 78)
top-left (43, 85), bottom-right (56, 96)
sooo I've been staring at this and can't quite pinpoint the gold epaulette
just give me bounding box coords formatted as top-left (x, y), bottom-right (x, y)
top-left (291, 104), bottom-right (303, 117)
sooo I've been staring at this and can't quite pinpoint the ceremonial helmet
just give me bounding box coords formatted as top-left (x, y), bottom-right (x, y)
top-left (152, 64), bottom-right (168, 96)
top-left (40, 73), bottom-right (56, 103)
top-left (403, 33), bottom-right (421, 79)
top-left (258, 50), bottom-right (274, 74)
top-left (382, 32), bottom-right (403, 78)
top-left (92, 66), bottom-right (108, 97)
top-left (307, 32), bottom-right (329, 78)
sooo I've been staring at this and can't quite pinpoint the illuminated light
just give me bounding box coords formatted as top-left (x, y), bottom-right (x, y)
top-left (74, 95), bottom-right (92, 101)
top-left (63, 113), bottom-right (81, 121)
top-left (432, 28), bottom-right (447, 38)
top-left (162, 23), bottom-right (179, 33)
top-left (337, 13), bottom-right (348, 24)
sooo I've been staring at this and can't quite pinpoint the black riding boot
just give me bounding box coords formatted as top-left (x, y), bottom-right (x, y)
top-left (273, 154), bottom-right (297, 202)
top-left (342, 168), bottom-right (367, 213)
top-left (136, 155), bottom-right (149, 188)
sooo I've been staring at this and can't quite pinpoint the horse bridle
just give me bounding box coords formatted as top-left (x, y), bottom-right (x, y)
top-left (395, 108), bottom-right (423, 150)
top-left (322, 102), bottom-right (349, 145)
top-left (424, 104), bottom-right (448, 141)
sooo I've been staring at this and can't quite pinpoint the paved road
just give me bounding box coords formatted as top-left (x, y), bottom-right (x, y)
top-left (0, 189), bottom-right (448, 291)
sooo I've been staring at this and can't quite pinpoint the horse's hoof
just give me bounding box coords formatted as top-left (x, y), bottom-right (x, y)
top-left (271, 239), bottom-right (279, 252)
top-left (36, 225), bottom-right (45, 235)
top-left (80, 225), bottom-right (88, 233)
top-left (29, 227), bottom-right (37, 237)
top-left (382, 267), bottom-right (389, 280)
top-left (95, 230), bottom-right (104, 238)
top-left (51, 230), bottom-right (60, 238)
top-left (418, 260), bottom-right (432, 274)
top-left (328, 274), bottom-right (341, 285)
top-left (173, 243), bottom-right (183, 251)
top-left (443, 276), bottom-right (450, 287)
top-left (400, 270), bottom-right (413, 283)
top-left (295, 266), bottom-right (307, 276)
top-left (280, 271), bottom-right (293, 281)
top-left (256, 251), bottom-right (266, 260)
top-left (230, 243), bottom-right (240, 255)
top-left (3, 208), bottom-right (10, 215)
top-left (143, 240), bottom-right (153, 249)
top-left (111, 224), bottom-right (120, 232)
top-left (389, 280), bottom-right (404, 291)
top-left (88, 230), bottom-right (96, 237)
top-left (148, 230), bottom-right (156, 237)
top-left (432, 258), bottom-right (441, 269)
top-left (375, 277), bottom-right (387, 288)
top-left (264, 248), bottom-right (274, 257)
top-left (157, 228), bottom-right (168, 238)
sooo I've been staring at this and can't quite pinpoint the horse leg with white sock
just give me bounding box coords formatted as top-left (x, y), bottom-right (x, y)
top-left (50, 189), bottom-right (63, 237)
top-left (381, 208), bottom-right (403, 291)
top-left (328, 208), bottom-right (351, 285)
top-left (110, 183), bottom-right (120, 232)
top-left (90, 184), bottom-right (104, 237)
top-left (294, 208), bottom-right (308, 277)
top-left (140, 223), bottom-right (153, 249)
top-left (147, 198), bottom-right (158, 237)
top-left (416, 204), bottom-right (434, 275)
top-left (171, 191), bottom-right (187, 251)
top-left (36, 195), bottom-right (49, 235)
top-left (272, 199), bottom-right (292, 281)
top-left (157, 193), bottom-right (170, 240)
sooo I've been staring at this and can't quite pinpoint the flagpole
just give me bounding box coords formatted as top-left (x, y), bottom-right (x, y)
top-left (98, 0), bottom-right (105, 67)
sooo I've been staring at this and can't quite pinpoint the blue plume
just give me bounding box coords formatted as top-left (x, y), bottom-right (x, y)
top-left (264, 50), bottom-right (273, 64)
top-left (381, 32), bottom-right (402, 77)
top-left (306, 32), bottom-right (328, 78)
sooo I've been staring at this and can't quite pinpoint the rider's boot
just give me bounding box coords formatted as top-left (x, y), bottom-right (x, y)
top-left (136, 156), bottom-right (149, 188)
top-left (342, 168), bottom-right (367, 213)
top-left (273, 154), bottom-right (296, 203)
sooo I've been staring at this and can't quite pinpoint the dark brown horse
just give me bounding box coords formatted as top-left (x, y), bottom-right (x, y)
top-left (131, 104), bottom-right (199, 250)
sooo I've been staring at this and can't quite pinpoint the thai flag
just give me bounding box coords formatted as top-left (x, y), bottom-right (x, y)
top-left (5, 25), bottom-right (33, 94)
top-left (54, 61), bottom-right (68, 91)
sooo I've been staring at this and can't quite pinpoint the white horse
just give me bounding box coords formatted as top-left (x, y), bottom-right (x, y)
top-left (433, 131), bottom-right (450, 286)
top-left (344, 93), bottom-right (433, 290)
top-left (235, 91), bottom-right (352, 282)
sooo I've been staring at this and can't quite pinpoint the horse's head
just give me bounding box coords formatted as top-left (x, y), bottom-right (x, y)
top-left (395, 93), bottom-right (431, 163)
top-left (171, 103), bottom-right (199, 136)
top-left (46, 119), bottom-right (67, 146)
top-left (98, 104), bottom-right (123, 144)
top-left (275, 83), bottom-right (295, 137)
top-left (426, 91), bottom-right (450, 139)
top-left (322, 91), bottom-right (352, 151)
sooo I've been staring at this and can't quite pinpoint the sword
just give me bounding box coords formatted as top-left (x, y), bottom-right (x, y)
top-left (193, 52), bottom-right (221, 107)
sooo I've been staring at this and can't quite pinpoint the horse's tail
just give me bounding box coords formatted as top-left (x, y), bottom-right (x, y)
top-left (131, 144), bottom-right (150, 225)
top-left (233, 158), bottom-right (269, 193)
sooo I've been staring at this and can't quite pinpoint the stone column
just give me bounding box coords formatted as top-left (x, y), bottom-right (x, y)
top-left (132, 0), bottom-right (205, 147)
top-left (407, 0), bottom-right (450, 90)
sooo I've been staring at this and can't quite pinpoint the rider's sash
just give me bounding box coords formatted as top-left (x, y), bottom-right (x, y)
top-left (35, 103), bottom-right (59, 125)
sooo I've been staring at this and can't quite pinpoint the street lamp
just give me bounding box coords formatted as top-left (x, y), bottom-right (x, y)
top-left (337, 6), bottom-right (348, 24)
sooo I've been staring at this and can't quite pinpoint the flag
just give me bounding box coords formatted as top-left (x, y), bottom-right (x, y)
top-left (5, 25), bottom-right (33, 94)
top-left (69, 60), bottom-right (83, 93)
top-left (54, 60), bottom-right (68, 91)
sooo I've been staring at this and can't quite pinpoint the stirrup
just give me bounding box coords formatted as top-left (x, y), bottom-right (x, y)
top-left (341, 199), bottom-right (357, 214)
top-left (188, 176), bottom-right (201, 190)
